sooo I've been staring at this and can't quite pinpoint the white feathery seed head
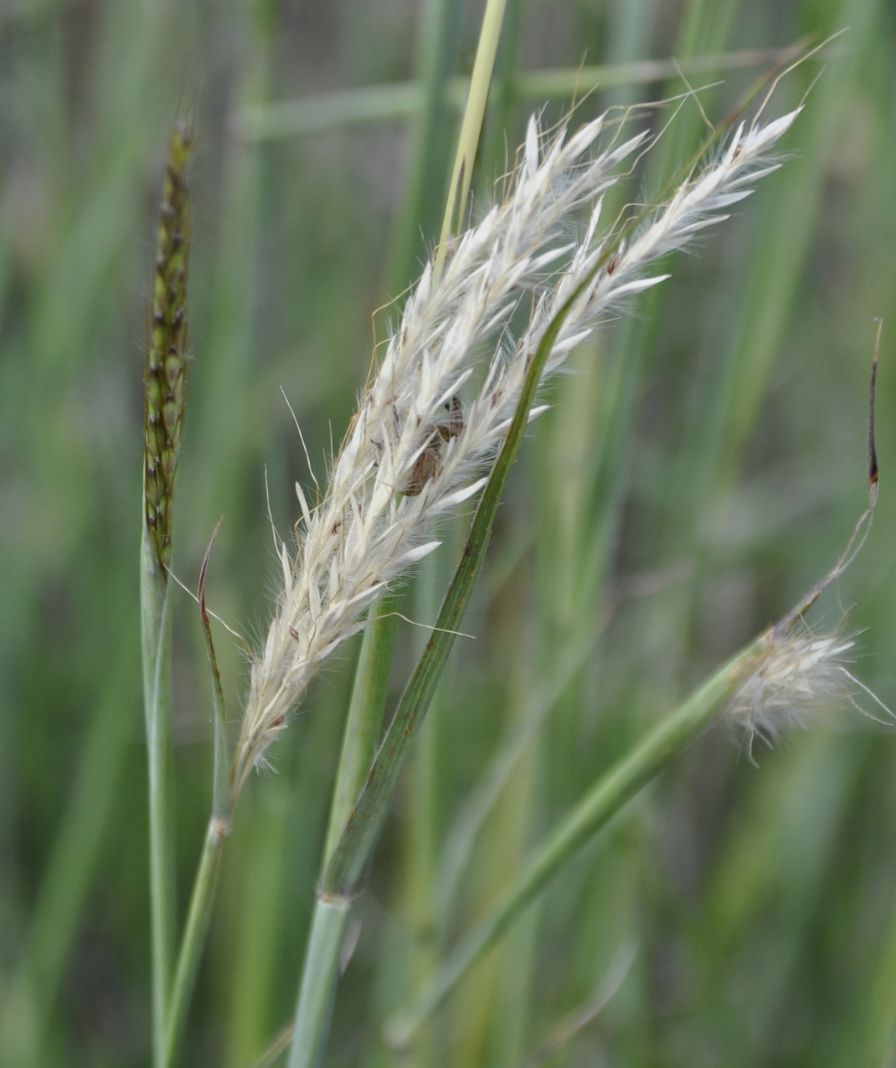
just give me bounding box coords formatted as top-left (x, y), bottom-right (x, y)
top-left (233, 104), bottom-right (804, 792)
top-left (727, 621), bottom-right (892, 765)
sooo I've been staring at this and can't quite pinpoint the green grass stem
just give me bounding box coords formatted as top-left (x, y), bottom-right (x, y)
top-left (320, 239), bottom-right (594, 904)
top-left (140, 534), bottom-right (176, 1064)
top-left (161, 820), bottom-right (228, 1068)
top-left (323, 600), bottom-right (398, 864)
top-left (285, 899), bottom-right (352, 1068)
top-left (434, 0), bottom-right (507, 270)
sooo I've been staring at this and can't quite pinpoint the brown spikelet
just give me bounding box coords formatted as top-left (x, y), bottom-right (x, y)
top-left (143, 121), bottom-right (193, 572)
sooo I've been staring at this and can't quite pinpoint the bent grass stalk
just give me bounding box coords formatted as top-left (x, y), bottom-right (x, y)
top-left (387, 619), bottom-right (884, 1048)
top-left (384, 639), bottom-right (762, 1047)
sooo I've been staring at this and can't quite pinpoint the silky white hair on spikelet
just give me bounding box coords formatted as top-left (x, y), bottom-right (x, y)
top-left (727, 622), bottom-right (893, 765)
top-left (232, 103), bottom-right (805, 794)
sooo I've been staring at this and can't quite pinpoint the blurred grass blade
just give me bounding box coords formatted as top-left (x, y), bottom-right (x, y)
top-left (2, 637), bottom-right (137, 1062)
top-left (249, 1023), bottom-right (295, 1068)
top-left (436, 622), bottom-right (604, 919)
top-left (385, 0), bottom-right (461, 292)
top-left (235, 45), bottom-right (806, 142)
top-left (520, 941), bottom-right (639, 1068)
top-left (384, 640), bottom-right (759, 1047)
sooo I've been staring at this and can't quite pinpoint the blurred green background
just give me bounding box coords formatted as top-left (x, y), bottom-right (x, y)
top-left (2, 1), bottom-right (896, 1065)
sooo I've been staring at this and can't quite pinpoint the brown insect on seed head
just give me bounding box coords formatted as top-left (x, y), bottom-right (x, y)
top-left (400, 396), bottom-right (465, 496)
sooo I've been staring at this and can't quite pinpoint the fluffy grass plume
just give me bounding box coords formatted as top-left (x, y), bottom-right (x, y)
top-left (234, 105), bottom-right (802, 792)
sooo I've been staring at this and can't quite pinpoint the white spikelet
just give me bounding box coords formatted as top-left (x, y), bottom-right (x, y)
top-left (727, 623), bottom-right (892, 765)
top-left (234, 106), bottom-right (802, 790)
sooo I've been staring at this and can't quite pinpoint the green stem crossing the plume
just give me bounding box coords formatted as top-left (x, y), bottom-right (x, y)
top-left (281, 178), bottom-right (616, 1068)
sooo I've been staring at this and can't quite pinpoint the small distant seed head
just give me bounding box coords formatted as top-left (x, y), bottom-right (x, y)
top-left (143, 121), bottom-right (193, 572)
top-left (727, 624), bottom-right (891, 764)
